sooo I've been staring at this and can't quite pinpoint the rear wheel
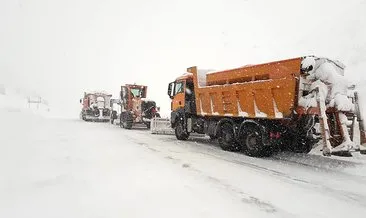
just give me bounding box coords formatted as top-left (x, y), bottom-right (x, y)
top-left (175, 121), bottom-right (190, 140)
top-left (217, 122), bottom-right (239, 151)
top-left (239, 124), bottom-right (272, 157)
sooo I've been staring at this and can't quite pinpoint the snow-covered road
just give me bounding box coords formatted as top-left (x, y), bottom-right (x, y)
top-left (1, 109), bottom-right (366, 218)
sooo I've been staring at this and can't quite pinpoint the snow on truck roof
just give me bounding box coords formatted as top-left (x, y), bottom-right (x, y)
top-left (84, 90), bottom-right (112, 96)
top-left (206, 57), bottom-right (303, 74)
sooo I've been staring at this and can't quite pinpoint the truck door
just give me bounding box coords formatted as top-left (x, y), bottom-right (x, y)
top-left (172, 80), bottom-right (185, 111)
top-left (121, 86), bottom-right (129, 111)
top-left (185, 80), bottom-right (196, 114)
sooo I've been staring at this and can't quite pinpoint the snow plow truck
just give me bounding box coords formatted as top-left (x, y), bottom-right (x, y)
top-left (119, 84), bottom-right (160, 129)
top-left (80, 91), bottom-right (112, 122)
top-left (167, 57), bottom-right (366, 157)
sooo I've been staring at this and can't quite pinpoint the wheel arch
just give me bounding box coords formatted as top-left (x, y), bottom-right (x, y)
top-left (171, 108), bottom-right (186, 128)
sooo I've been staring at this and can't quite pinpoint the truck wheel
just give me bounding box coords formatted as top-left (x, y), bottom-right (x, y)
top-left (80, 112), bottom-right (86, 121)
top-left (120, 113), bottom-right (133, 129)
top-left (217, 122), bottom-right (238, 151)
top-left (175, 121), bottom-right (190, 140)
top-left (239, 125), bottom-right (271, 157)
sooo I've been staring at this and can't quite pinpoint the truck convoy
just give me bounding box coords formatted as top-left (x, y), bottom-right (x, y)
top-left (80, 91), bottom-right (112, 122)
top-left (119, 84), bottom-right (160, 129)
top-left (167, 57), bottom-right (366, 157)
top-left (79, 56), bottom-right (365, 158)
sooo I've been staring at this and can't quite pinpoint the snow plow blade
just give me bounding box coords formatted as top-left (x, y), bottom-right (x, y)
top-left (150, 118), bottom-right (174, 135)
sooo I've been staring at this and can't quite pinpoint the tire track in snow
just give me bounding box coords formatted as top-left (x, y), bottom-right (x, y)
top-left (119, 128), bottom-right (366, 209)
top-left (100, 123), bottom-right (366, 215)
top-left (119, 129), bottom-right (294, 216)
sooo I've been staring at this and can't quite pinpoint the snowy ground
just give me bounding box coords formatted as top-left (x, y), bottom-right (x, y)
top-left (1, 106), bottom-right (366, 218)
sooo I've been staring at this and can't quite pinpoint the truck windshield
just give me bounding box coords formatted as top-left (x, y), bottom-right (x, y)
top-left (131, 88), bottom-right (142, 97)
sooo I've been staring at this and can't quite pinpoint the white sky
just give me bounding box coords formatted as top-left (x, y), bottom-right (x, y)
top-left (1, 0), bottom-right (366, 117)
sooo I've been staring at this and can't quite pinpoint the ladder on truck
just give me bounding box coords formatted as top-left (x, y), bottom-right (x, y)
top-left (316, 88), bottom-right (366, 156)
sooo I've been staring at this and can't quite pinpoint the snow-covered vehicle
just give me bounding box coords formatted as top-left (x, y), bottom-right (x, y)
top-left (119, 84), bottom-right (160, 129)
top-left (167, 56), bottom-right (366, 157)
top-left (79, 91), bottom-right (112, 122)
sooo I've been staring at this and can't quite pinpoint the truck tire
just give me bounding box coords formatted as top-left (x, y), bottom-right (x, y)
top-left (120, 112), bottom-right (133, 129)
top-left (239, 124), bottom-right (271, 157)
top-left (217, 122), bottom-right (239, 151)
top-left (175, 121), bottom-right (190, 140)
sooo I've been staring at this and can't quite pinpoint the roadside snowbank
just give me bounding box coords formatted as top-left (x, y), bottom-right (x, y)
top-left (0, 85), bottom-right (51, 117)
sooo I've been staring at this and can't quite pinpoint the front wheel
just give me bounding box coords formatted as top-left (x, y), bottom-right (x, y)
top-left (120, 112), bottom-right (133, 129)
top-left (175, 121), bottom-right (190, 140)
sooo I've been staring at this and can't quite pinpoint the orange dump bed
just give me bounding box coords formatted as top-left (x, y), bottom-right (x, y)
top-left (190, 57), bottom-right (302, 119)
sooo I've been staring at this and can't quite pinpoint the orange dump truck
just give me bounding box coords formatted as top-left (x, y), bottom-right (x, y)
top-left (167, 57), bottom-right (320, 156)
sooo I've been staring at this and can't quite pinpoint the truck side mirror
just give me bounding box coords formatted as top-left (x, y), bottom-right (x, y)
top-left (141, 86), bottom-right (147, 98)
top-left (168, 82), bottom-right (174, 99)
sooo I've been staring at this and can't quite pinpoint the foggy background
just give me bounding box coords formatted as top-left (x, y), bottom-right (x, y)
top-left (1, 0), bottom-right (365, 118)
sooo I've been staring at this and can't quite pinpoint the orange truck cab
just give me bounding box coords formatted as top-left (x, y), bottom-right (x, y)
top-left (167, 57), bottom-right (322, 157)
